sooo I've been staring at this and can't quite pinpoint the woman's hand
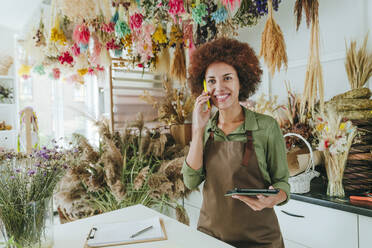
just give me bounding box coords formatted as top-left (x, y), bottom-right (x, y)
top-left (192, 92), bottom-right (211, 133)
top-left (231, 186), bottom-right (287, 211)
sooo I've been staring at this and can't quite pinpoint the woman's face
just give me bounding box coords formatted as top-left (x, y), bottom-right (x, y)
top-left (205, 62), bottom-right (240, 110)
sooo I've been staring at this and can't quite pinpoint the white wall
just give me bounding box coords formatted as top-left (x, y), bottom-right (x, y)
top-left (237, 0), bottom-right (371, 102)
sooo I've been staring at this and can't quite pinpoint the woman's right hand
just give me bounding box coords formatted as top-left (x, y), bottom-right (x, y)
top-left (192, 92), bottom-right (211, 133)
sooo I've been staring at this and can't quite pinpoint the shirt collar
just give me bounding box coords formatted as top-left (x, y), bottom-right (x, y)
top-left (206, 106), bottom-right (258, 133)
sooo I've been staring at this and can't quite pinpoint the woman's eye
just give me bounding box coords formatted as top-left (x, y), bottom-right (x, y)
top-left (208, 79), bottom-right (215, 84)
top-left (224, 76), bottom-right (232, 81)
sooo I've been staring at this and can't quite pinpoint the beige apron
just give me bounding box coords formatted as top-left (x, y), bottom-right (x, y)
top-left (197, 131), bottom-right (284, 248)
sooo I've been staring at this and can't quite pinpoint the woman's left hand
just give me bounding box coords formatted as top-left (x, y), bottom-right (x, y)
top-left (231, 186), bottom-right (287, 211)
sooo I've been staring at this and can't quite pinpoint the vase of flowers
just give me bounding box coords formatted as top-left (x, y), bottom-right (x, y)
top-left (313, 111), bottom-right (357, 197)
top-left (0, 146), bottom-right (71, 247)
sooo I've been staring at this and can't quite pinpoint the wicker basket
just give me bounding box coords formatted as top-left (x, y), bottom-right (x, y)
top-left (284, 133), bottom-right (320, 194)
top-left (0, 55), bottom-right (13, 75)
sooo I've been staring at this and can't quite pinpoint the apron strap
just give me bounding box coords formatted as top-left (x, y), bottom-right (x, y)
top-left (242, 130), bottom-right (253, 167)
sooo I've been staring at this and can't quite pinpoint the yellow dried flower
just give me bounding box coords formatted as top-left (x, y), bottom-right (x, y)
top-left (339, 122), bottom-right (346, 130)
top-left (316, 123), bottom-right (324, 132)
top-left (77, 68), bottom-right (88, 76)
top-left (153, 24), bottom-right (168, 45)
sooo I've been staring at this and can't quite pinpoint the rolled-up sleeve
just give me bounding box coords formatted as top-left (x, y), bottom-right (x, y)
top-left (181, 159), bottom-right (205, 190)
top-left (266, 120), bottom-right (290, 205)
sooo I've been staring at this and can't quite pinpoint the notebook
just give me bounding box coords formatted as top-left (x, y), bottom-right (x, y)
top-left (85, 217), bottom-right (167, 247)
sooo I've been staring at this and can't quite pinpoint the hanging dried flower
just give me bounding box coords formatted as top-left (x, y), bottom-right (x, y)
top-left (299, 0), bottom-right (324, 121)
top-left (222, 0), bottom-right (241, 11)
top-left (260, 0), bottom-right (288, 76)
top-left (33, 64), bottom-right (45, 75)
top-left (59, 51), bottom-right (74, 65)
top-left (168, 0), bottom-right (185, 24)
top-left (153, 24), bottom-right (168, 45)
top-left (106, 39), bottom-right (120, 50)
top-left (101, 22), bottom-right (115, 33)
top-left (129, 12), bottom-right (143, 31)
top-left (192, 3), bottom-right (208, 25)
top-left (71, 43), bottom-right (81, 56)
top-left (73, 24), bottom-right (90, 45)
top-left (294, 0), bottom-right (318, 31)
top-left (51, 68), bottom-right (61, 80)
top-left (211, 5), bottom-right (229, 24)
top-left (77, 68), bottom-right (88, 76)
top-left (50, 16), bottom-right (67, 45)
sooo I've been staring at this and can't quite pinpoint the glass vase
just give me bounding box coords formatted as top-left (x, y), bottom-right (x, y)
top-left (324, 151), bottom-right (346, 197)
top-left (0, 197), bottom-right (54, 248)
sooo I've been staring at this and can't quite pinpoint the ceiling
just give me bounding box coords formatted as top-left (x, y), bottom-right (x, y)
top-left (0, 0), bottom-right (43, 31)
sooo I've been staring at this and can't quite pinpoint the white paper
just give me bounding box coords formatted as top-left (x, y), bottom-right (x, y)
top-left (87, 217), bottom-right (165, 247)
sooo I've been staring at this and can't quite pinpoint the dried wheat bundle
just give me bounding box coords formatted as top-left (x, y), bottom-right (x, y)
top-left (171, 45), bottom-right (187, 86)
top-left (294, 0), bottom-right (318, 31)
top-left (345, 33), bottom-right (372, 89)
top-left (300, 0), bottom-right (324, 122)
top-left (260, 0), bottom-right (288, 76)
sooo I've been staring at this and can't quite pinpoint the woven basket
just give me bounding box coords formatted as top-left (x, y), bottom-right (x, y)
top-left (284, 133), bottom-right (320, 194)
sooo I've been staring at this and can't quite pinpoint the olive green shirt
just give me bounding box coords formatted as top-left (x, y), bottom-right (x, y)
top-left (181, 106), bottom-right (290, 205)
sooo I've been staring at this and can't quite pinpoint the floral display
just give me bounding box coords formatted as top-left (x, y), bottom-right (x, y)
top-left (23, 0), bottom-right (285, 85)
top-left (313, 110), bottom-right (357, 197)
top-left (0, 145), bottom-right (74, 247)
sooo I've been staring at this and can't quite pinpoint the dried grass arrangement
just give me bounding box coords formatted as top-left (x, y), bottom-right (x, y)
top-left (55, 117), bottom-right (192, 224)
top-left (294, 0), bottom-right (318, 31)
top-left (345, 33), bottom-right (372, 90)
top-left (0, 54), bottom-right (13, 76)
top-left (141, 77), bottom-right (195, 125)
top-left (277, 81), bottom-right (314, 149)
top-left (243, 93), bottom-right (279, 117)
top-left (260, 0), bottom-right (288, 76)
top-left (170, 24), bottom-right (187, 86)
top-left (299, 0), bottom-right (324, 122)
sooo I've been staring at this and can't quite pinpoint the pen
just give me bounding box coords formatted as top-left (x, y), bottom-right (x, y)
top-left (203, 80), bottom-right (211, 109)
top-left (130, 225), bottom-right (153, 238)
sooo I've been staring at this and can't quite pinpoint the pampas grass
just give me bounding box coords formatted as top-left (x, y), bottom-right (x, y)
top-left (345, 32), bottom-right (372, 89)
top-left (260, 0), bottom-right (288, 76)
top-left (300, 0), bottom-right (324, 122)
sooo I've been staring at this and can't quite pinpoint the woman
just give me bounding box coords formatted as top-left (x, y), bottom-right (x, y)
top-left (182, 38), bottom-right (290, 248)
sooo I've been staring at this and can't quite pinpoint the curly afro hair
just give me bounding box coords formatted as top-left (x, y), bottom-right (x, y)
top-left (188, 37), bottom-right (262, 101)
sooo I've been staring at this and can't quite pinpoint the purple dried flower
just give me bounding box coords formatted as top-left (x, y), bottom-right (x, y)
top-left (10, 176), bottom-right (15, 179)
top-left (15, 169), bottom-right (21, 173)
top-left (28, 170), bottom-right (36, 176)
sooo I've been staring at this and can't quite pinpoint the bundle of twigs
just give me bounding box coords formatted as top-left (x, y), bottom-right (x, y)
top-left (260, 0), bottom-right (288, 76)
top-left (299, 0), bottom-right (324, 122)
top-left (345, 33), bottom-right (372, 89)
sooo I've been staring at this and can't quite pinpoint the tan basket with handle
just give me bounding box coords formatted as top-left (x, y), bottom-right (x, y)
top-left (284, 133), bottom-right (320, 194)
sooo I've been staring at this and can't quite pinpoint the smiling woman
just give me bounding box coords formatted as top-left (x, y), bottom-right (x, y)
top-left (182, 38), bottom-right (290, 248)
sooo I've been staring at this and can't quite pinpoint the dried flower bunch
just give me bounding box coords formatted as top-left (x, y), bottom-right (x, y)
top-left (141, 77), bottom-right (195, 125)
top-left (298, 0), bottom-right (324, 122)
top-left (0, 83), bottom-right (13, 103)
top-left (345, 33), bottom-right (372, 90)
top-left (312, 109), bottom-right (357, 197)
top-left (276, 82), bottom-right (313, 149)
top-left (243, 93), bottom-right (279, 117)
top-left (260, 0), bottom-right (288, 76)
top-left (55, 116), bottom-right (191, 224)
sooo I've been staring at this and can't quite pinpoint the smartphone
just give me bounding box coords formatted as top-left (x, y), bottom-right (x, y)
top-left (225, 188), bottom-right (279, 197)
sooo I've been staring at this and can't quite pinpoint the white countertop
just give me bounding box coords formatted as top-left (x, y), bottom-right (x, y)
top-left (54, 204), bottom-right (233, 248)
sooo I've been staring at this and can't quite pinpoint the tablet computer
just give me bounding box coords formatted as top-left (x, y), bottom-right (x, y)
top-left (225, 188), bottom-right (279, 197)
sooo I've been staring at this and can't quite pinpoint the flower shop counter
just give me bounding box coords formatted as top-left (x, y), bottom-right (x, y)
top-left (54, 204), bottom-right (233, 248)
top-left (291, 177), bottom-right (372, 218)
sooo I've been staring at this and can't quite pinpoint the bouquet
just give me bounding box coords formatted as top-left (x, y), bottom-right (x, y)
top-left (313, 111), bottom-right (357, 197)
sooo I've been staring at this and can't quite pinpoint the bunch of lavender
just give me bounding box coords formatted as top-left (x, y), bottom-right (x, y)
top-left (233, 0), bottom-right (282, 27)
top-left (0, 145), bottom-right (72, 247)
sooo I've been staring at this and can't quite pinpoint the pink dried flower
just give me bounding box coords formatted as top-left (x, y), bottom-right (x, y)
top-left (106, 39), bottom-right (120, 50)
top-left (101, 22), bottom-right (115, 33)
top-left (88, 67), bottom-right (95, 75)
top-left (73, 24), bottom-right (90, 45)
top-left (52, 68), bottom-right (61, 80)
top-left (130, 13), bottom-right (143, 31)
top-left (168, 0), bottom-right (185, 23)
top-left (71, 43), bottom-right (81, 56)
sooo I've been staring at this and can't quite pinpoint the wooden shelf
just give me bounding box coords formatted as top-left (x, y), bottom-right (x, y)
top-left (0, 75), bottom-right (14, 80)
top-left (0, 103), bottom-right (15, 107)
